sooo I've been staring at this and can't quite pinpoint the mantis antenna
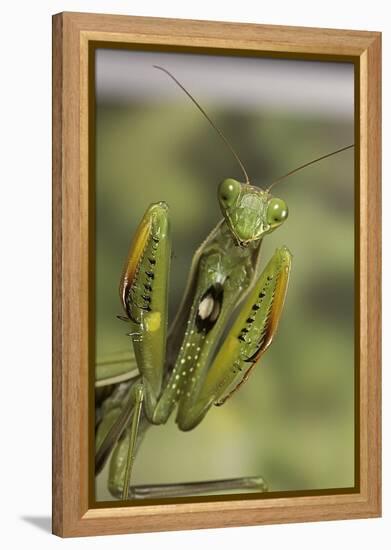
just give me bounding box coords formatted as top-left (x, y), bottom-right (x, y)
top-left (267, 143), bottom-right (354, 192)
top-left (154, 65), bottom-right (354, 193)
top-left (153, 65), bottom-right (251, 185)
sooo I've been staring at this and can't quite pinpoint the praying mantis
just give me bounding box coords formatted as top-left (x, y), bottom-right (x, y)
top-left (95, 65), bottom-right (354, 501)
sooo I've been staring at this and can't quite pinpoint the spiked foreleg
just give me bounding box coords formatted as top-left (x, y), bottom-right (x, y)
top-left (177, 246), bottom-right (292, 431)
top-left (119, 202), bottom-right (171, 421)
top-left (152, 245), bottom-right (252, 425)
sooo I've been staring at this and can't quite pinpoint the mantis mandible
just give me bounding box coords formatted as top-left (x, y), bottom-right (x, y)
top-left (95, 65), bottom-right (354, 501)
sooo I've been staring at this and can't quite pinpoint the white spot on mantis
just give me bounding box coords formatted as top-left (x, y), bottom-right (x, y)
top-left (187, 356), bottom-right (192, 360)
top-left (180, 358), bottom-right (185, 364)
top-left (175, 374), bottom-right (180, 380)
top-left (172, 384), bottom-right (176, 389)
top-left (198, 295), bottom-right (214, 320)
top-left (186, 343), bottom-right (191, 347)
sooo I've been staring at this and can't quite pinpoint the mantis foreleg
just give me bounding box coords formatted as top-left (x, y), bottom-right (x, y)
top-left (119, 202), bottom-right (171, 420)
top-left (176, 246), bottom-right (292, 431)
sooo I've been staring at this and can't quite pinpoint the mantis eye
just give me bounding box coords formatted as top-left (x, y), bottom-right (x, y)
top-left (218, 179), bottom-right (241, 208)
top-left (267, 198), bottom-right (289, 228)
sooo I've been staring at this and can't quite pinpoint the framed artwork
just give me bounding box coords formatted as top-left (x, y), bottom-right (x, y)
top-left (52, 12), bottom-right (381, 537)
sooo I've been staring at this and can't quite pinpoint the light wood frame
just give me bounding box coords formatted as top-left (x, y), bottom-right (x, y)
top-left (52, 11), bottom-right (381, 538)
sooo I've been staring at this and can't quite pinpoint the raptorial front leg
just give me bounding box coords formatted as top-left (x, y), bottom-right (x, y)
top-left (119, 202), bottom-right (171, 421)
top-left (95, 203), bottom-right (171, 499)
top-left (177, 246), bottom-right (292, 431)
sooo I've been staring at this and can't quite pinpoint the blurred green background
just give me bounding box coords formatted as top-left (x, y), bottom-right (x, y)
top-left (94, 51), bottom-right (355, 501)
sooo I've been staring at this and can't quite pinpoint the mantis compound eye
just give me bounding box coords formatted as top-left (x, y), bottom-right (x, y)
top-left (266, 198), bottom-right (289, 229)
top-left (218, 178), bottom-right (241, 208)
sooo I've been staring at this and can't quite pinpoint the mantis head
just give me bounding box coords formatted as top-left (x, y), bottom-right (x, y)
top-left (153, 65), bottom-right (353, 248)
top-left (218, 178), bottom-right (288, 246)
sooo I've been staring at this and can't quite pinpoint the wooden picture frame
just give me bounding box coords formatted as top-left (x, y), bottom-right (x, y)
top-left (52, 11), bottom-right (381, 537)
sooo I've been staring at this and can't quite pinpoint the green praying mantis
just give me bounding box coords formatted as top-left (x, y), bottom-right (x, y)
top-left (95, 65), bottom-right (354, 501)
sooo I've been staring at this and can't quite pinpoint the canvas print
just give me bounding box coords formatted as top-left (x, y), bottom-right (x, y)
top-left (93, 49), bottom-right (355, 503)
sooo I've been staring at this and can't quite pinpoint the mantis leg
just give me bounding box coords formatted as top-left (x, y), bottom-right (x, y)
top-left (177, 246), bottom-right (292, 431)
top-left (95, 349), bottom-right (139, 387)
top-left (121, 383), bottom-right (144, 500)
top-left (119, 202), bottom-right (171, 421)
top-left (96, 203), bottom-right (171, 497)
top-left (106, 392), bottom-right (152, 499)
top-left (110, 476), bottom-right (267, 500)
top-left (95, 378), bottom-right (142, 475)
